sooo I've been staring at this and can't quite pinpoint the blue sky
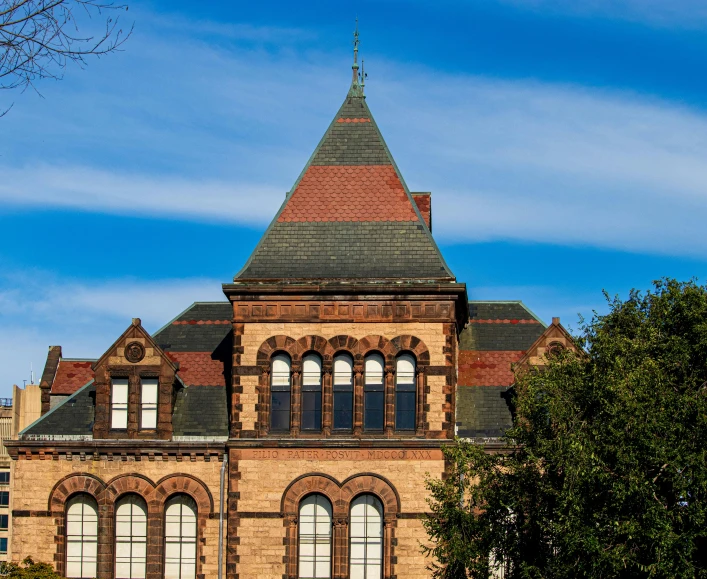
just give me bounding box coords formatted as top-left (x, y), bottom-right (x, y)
top-left (2, 0), bottom-right (707, 393)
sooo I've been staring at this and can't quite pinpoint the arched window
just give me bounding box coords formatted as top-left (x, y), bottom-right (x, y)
top-left (363, 354), bottom-right (385, 431)
top-left (395, 354), bottom-right (416, 431)
top-left (164, 495), bottom-right (198, 579)
top-left (298, 494), bottom-right (332, 579)
top-left (349, 495), bottom-right (383, 579)
top-left (65, 494), bottom-right (98, 579)
top-left (115, 495), bottom-right (148, 579)
top-left (333, 353), bottom-right (353, 431)
top-left (271, 353), bottom-right (292, 432)
top-left (302, 354), bottom-right (323, 431)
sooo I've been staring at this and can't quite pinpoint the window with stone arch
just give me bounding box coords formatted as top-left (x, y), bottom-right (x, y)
top-left (115, 494), bottom-right (148, 579)
top-left (395, 353), bottom-right (416, 431)
top-left (363, 353), bottom-right (385, 431)
top-left (164, 494), bottom-right (198, 579)
top-left (270, 353), bottom-right (292, 432)
top-left (65, 494), bottom-right (98, 579)
top-left (349, 494), bottom-right (383, 579)
top-left (298, 494), bottom-right (333, 579)
top-left (301, 353), bottom-right (323, 431)
top-left (333, 353), bottom-right (354, 431)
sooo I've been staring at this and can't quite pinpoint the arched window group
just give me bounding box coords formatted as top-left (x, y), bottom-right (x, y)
top-left (270, 350), bottom-right (418, 435)
top-left (65, 493), bottom-right (198, 579)
top-left (297, 494), bottom-right (383, 579)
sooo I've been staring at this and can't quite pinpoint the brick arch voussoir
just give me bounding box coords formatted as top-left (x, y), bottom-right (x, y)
top-left (49, 473), bottom-right (106, 512)
top-left (296, 335), bottom-right (334, 361)
top-left (328, 335), bottom-right (358, 356)
top-left (340, 473), bottom-right (401, 516)
top-left (281, 473), bottom-right (341, 517)
top-left (257, 335), bottom-right (300, 365)
top-left (354, 335), bottom-right (392, 360)
top-left (391, 335), bottom-right (430, 366)
top-left (153, 474), bottom-right (214, 514)
top-left (104, 474), bottom-right (156, 506)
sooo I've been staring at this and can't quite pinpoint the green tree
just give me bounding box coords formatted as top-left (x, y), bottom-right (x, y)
top-left (1, 557), bottom-right (66, 579)
top-left (424, 279), bottom-right (707, 579)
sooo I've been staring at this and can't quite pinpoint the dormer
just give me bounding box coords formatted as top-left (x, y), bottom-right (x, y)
top-left (516, 316), bottom-right (580, 369)
top-left (92, 318), bottom-right (179, 440)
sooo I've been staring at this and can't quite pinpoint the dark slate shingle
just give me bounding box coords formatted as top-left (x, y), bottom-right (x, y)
top-left (238, 222), bottom-right (449, 280)
top-left (24, 382), bottom-right (95, 436)
top-left (172, 386), bottom-right (228, 437)
top-left (456, 386), bottom-right (514, 438)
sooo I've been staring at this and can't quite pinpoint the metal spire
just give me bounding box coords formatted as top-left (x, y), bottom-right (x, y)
top-left (351, 17), bottom-right (360, 86)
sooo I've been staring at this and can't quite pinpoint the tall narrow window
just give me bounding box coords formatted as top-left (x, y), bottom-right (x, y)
top-left (302, 354), bottom-right (322, 431)
top-left (349, 495), bottom-right (383, 579)
top-left (66, 494), bottom-right (98, 579)
top-left (333, 354), bottom-right (353, 431)
top-left (115, 495), bottom-right (147, 579)
top-left (140, 378), bottom-right (158, 430)
top-left (111, 378), bottom-right (129, 429)
top-left (271, 354), bottom-right (292, 432)
top-left (363, 354), bottom-right (384, 431)
top-left (298, 494), bottom-right (332, 579)
top-left (395, 354), bottom-right (416, 431)
top-left (164, 495), bottom-right (197, 579)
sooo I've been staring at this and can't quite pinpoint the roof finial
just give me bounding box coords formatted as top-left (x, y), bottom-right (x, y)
top-left (352, 17), bottom-right (360, 86)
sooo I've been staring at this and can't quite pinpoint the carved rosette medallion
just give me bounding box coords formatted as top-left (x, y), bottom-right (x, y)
top-left (124, 341), bottom-right (146, 363)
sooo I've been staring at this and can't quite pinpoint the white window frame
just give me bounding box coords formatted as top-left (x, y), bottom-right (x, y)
top-left (164, 495), bottom-right (198, 579)
top-left (298, 494), bottom-right (332, 579)
top-left (140, 378), bottom-right (158, 430)
top-left (111, 378), bottom-right (129, 430)
top-left (115, 495), bottom-right (148, 579)
top-left (66, 495), bottom-right (98, 579)
top-left (349, 495), bottom-right (383, 579)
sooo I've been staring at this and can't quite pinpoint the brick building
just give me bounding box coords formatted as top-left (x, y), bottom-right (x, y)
top-left (5, 37), bottom-right (574, 579)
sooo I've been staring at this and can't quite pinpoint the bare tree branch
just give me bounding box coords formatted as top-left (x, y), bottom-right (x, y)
top-left (0, 0), bottom-right (133, 98)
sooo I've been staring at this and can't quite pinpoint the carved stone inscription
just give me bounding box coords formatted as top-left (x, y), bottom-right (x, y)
top-left (238, 448), bottom-right (443, 461)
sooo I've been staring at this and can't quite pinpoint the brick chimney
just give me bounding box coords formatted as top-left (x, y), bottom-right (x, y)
top-left (412, 192), bottom-right (432, 232)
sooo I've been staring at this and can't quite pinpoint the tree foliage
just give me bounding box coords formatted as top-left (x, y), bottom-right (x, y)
top-left (1, 557), bottom-right (66, 579)
top-left (0, 0), bottom-right (132, 110)
top-left (424, 279), bottom-right (707, 578)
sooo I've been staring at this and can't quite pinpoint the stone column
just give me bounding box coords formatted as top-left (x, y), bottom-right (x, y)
top-left (385, 366), bottom-right (395, 436)
top-left (353, 366), bottom-right (364, 436)
top-left (322, 364), bottom-right (332, 436)
top-left (291, 363), bottom-right (301, 436)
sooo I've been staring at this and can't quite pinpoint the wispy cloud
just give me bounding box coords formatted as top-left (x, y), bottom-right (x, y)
top-left (0, 271), bottom-right (225, 393)
top-left (4, 55), bottom-right (707, 257)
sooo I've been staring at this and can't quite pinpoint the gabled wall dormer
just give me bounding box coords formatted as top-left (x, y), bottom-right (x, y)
top-left (516, 316), bottom-right (579, 368)
top-left (92, 318), bottom-right (179, 440)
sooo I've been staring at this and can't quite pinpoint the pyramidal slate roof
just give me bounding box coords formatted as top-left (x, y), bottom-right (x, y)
top-left (235, 73), bottom-right (454, 282)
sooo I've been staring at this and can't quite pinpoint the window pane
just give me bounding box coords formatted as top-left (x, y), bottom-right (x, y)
top-left (0, 514), bottom-right (8, 530)
top-left (0, 491), bottom-right (9, 506)
top-left (301, 391), bottom-right (322, 431)
top-left (333, 355), bottom-right (353, 386)
top-left (111, 378), bottom-right (129, 430)
top-left (298, 494), bottom-right (331, 579)
top-left (271, 391), bottom-right (291, 431)
top-left (349, 495), bottom-right (383, 579)
top-left (140, 378), bottom-right (158, 430)
top-left (364, 354), bottom-right (384, 386)
top-left (333, 392), bottom-right (353, 430)
top-left (271, 355), bottom-right (291, 432)
top-left (333, 354), bottom-right (353, 431)
top-left (395, 355), bottom-right (416, 431)
top-left (0, 472), bottom-right (10, 484)
top-left (364, 391), bottom-right (384, 431)
top-left (66, 495), bottom-right (98, 579)
top-left (115, 495), bottom-right (147, 579)
top-left (395, 391), bottom-right (416, 430)
top-left (164, 495), bottom-right (197, 579)
top-left (303, 354), bottom-right (322, 386)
